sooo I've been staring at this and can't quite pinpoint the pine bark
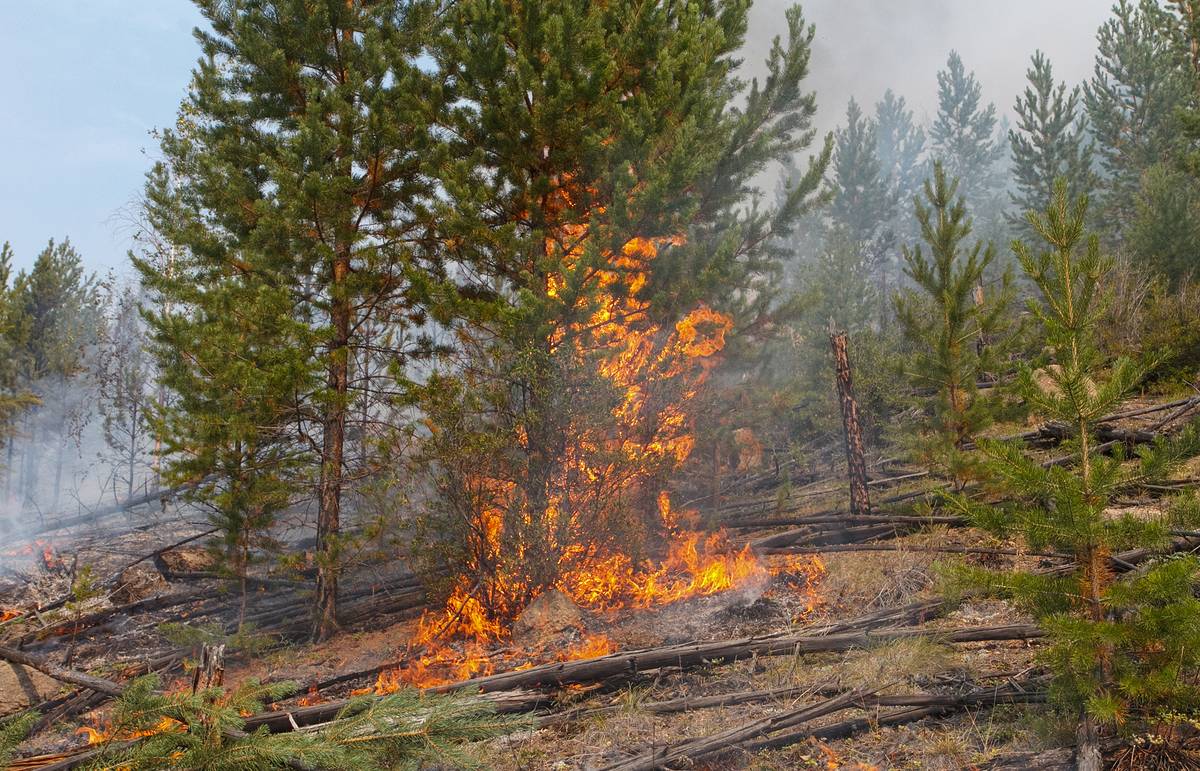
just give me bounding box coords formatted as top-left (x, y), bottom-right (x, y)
top-left (829, 329), bottom-right (870, 517)
top-left (313, 251), bottom-right (350, 642)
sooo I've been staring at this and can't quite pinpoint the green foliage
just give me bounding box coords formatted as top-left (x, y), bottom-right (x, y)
top-left (0, 243), bottom-right (39, 453)
top-left (895, 163), bottom-right (1014, 489)
top-left (157, 621), bottom-right (275, 657)
top-left (0, 711), bottom-right (37, 768)
top-left (138, 0), bottom-right (451, 637)
top-left (945, 182), bottom-right (1200, 729)
top-left (1085, 0), bottom-right (1189, 239)
top-left (1129, 163), bottom-right (1200, 286)
top-left (5, 238), bottom-right (102, 507)
top-left (81, 675), bottom-right (522, 771)
top-left (416, 0), bottom-right (831, 620)
top-left (1008, 51), bottom-right (1096, 240)
top-left (930, 52), bottom-right (1006, 216)
top-left (830, 98), bottom-right (898, 247)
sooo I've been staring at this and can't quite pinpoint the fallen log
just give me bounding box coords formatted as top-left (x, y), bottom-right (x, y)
top-left (750, 522), bottom-right (911, 551)
top-left (603, 685), bottom-right (1048, 770)
top-left (242, 622), bottom-right (1043, 733)
top-left (21, 482), bottom-right (195, 537)
top-left (0, 643), bottom-right (125, 697)
top-left (103, 527), bottom-right (220, 587)
top-left (425, 624), bottom-right (1042, 695)
top-left (762, 543), bottom-right (1073, 560)
top-left (15, 587), bottom-right (212, 647)
top-left (598, 686), bottom-right (879, 771)
top-left (733, 513), bottom-right (964, 530)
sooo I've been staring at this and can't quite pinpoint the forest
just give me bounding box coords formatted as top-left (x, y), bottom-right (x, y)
top-left (5, 0), bottom-right (1200, 768)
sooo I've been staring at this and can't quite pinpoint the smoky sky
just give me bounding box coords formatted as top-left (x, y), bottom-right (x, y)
top-left (746, 0), bottom-right (1115, 142)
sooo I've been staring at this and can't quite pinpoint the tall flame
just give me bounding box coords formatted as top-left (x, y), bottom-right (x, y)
top-left (392, 179), bottom-right (821, 691)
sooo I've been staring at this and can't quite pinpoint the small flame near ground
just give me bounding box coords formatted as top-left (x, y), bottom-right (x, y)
top-left (2, 539), bottom-right (66, 571)
top-left (351, 539), bottom-right (824, 695)
top-left (804, 740), bottom-right (880, 770)
top-left (77, 716), bottom-right (184, 746)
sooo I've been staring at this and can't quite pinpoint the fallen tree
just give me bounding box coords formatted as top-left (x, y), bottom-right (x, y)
top-left (601, 684), bottom-right (1048, 770)
top-left (241, 620), bottom-right (1042, 733)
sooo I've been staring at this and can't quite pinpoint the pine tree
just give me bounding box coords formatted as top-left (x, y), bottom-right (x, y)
top-left (874, 89), bottom-right (927, 246)
top-left (894, 163), bottom-right (1013, 490)
top-left (142, 242), bottom-right (308, 629)
top-left (948, 182), bottom-right (1200, 753)
top-left (830, 98), bottom-right (897, 246)
top-left (140, 0), bottom-right (446, 640)
top-left (10, 239), bottom-right (101, 510)
top-left (0, 244), bottom-right (37, 481)
top-left (418, 1), bottom-right (830, 626)
top-left (97, 285), bottom-right (156, 500)
top-left (930, 52), bottom-right (1006, 217)
top-left (1172, 0), bottom-right (1200, 176)
top-left (1128, 162), bottom-right (1200, 284)
top-left (1085, 0), bottom-right (1189, 238)
top-left (1008, 52), bottom-right (1096, 236)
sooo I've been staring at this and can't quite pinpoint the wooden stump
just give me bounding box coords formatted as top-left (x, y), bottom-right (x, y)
top-left (829, 327), bottom-right (870, 517)
top-left (191, 643), bottom-right (225, 694)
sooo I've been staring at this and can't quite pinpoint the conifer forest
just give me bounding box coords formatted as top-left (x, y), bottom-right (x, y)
top-left (14, 1), bottom-right (1200, 768)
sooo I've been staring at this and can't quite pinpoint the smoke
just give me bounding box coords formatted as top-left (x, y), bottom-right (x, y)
top-left (0, 283), bottom-right (158, 545)
top-left (745, 0), bottom-right (1113, 139)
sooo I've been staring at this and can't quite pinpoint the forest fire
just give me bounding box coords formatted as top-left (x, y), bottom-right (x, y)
top-left (379, 192), bottom-right (829, 691)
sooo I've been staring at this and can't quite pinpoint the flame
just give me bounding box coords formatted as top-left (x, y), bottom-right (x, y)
top-left (391, 177), bottom-right (822, 691)
top-left (296, 686), bottom-right (323, 707)
top-left (559, 633), bottom-right (616, 660)
top-left (559, 530), bottom-right (767, 612)
top-left (807, 741), bottom-right (879, 770)
top-left (2, 539), bottom-right (63, 568)
top-left (0, 608), bottom-right (20, 623)
top-left (78, 716), bottom-right (183, 746)
top-left (769, 554), bottom-right (827, 617)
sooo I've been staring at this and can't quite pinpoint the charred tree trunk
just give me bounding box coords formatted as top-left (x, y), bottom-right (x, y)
top-left (829, 327), bottom-right (870, 517)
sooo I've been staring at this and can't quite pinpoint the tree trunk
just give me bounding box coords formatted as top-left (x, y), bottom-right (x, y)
top-left (22, 413), bottom-right (39, 509)
top-left (1075, 715), bottom-right (1103, 771)
top-left (313, 251), bottom-right (350, 642)
top-left (829, 327), bottom-right (870, 517)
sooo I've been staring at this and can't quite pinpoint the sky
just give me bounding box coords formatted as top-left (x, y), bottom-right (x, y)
top-left (0, 0), bottom-right (1114, 276)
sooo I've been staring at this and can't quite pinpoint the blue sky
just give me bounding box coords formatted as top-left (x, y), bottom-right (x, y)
top-left (0, 1), bottom-right (1108, 277)
top-left (0, 2), bottom-right (202, 276)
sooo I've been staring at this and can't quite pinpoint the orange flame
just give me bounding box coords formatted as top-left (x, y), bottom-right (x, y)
top-left (391, 179), bottom-right (822, 692)
top-left (78, 716), bottom-right (184, 746)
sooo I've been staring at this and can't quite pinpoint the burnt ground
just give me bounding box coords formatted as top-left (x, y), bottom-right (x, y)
top-left (2, 391), bottom-right (1199, 769)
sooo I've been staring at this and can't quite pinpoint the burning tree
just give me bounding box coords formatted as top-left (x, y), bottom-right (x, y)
top-left (412, 0), bottom-right (830, 644)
